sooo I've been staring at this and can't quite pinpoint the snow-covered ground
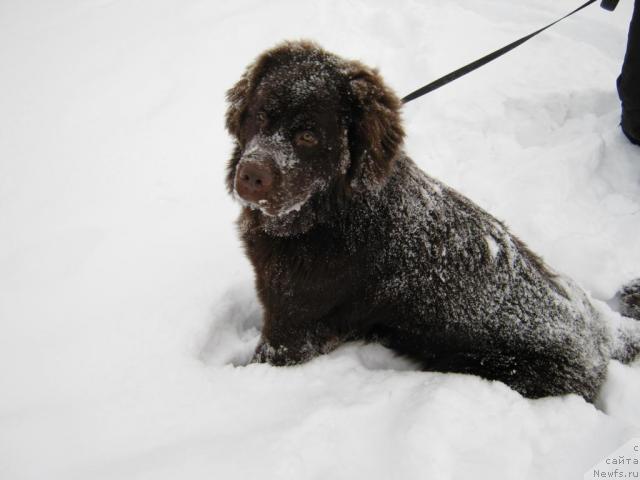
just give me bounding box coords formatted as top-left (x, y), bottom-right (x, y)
top-left (1, 0), bottom-right (639, 478)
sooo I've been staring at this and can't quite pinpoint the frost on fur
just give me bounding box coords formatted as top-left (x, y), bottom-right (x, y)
top-left (225, 40), bottom-right (640, 402)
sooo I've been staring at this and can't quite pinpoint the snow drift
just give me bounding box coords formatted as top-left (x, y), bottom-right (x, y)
top-left (1, 0), bottom-right (639, 479)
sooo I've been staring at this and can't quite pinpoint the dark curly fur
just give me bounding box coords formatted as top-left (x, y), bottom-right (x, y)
top-left (225, 40), bottom-right (640, 402)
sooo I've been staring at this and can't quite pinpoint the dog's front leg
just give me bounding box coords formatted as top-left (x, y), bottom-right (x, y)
top-left (250, 321), bottom-right (344, 366)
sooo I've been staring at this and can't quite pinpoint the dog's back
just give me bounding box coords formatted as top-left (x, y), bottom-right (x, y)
top-left (349, 154), bottom-right (624, 401)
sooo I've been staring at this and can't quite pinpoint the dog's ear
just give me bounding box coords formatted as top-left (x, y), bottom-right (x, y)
top-left (225, 50), bottom-right (274, 138)
top-left (225, 42), bottom-right (297, 138)
top-left (225, 70), bottom-right (251, 138)
top-left (345, 63), bottom-right (404, 192)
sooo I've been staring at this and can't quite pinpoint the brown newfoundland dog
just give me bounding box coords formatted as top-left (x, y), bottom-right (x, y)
top-left (225, 40), bottom-right (640, 401)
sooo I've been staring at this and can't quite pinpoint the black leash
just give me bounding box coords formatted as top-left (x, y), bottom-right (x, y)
top-left (402, 0), bottom-right (598, 104)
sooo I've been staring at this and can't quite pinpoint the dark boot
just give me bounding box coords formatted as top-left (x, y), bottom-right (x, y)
top-left (621, 108), bottom-right (640, 145)
top-left (618, 0), bottom-right (640, 145)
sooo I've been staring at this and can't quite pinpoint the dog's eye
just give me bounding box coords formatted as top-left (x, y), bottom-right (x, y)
top-left (256, 111), bottom-right (268, 128)
top-left (295, 131), bottom-right (318, 147)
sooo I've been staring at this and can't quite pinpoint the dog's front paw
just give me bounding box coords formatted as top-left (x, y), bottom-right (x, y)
top-left (250, 341), bottom-right (290, 365)
top-left (250, 341), bottom-right (271, 364)
top-left (250, 340), bottom-right (314, 366)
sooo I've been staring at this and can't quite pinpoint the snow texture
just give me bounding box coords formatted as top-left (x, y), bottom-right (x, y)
top-left (1, 0), bottom-right (639, 479)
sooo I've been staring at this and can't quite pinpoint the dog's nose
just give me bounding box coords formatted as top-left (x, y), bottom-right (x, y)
top-left (236, 162), bottom-right (274, 201)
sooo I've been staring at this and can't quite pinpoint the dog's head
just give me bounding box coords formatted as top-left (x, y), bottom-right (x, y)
top-left (225, 40), bottom-right (404, 221)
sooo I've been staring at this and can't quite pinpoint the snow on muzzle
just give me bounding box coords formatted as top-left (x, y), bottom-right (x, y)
top-left (233, 132), bottom-right (325, 217)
